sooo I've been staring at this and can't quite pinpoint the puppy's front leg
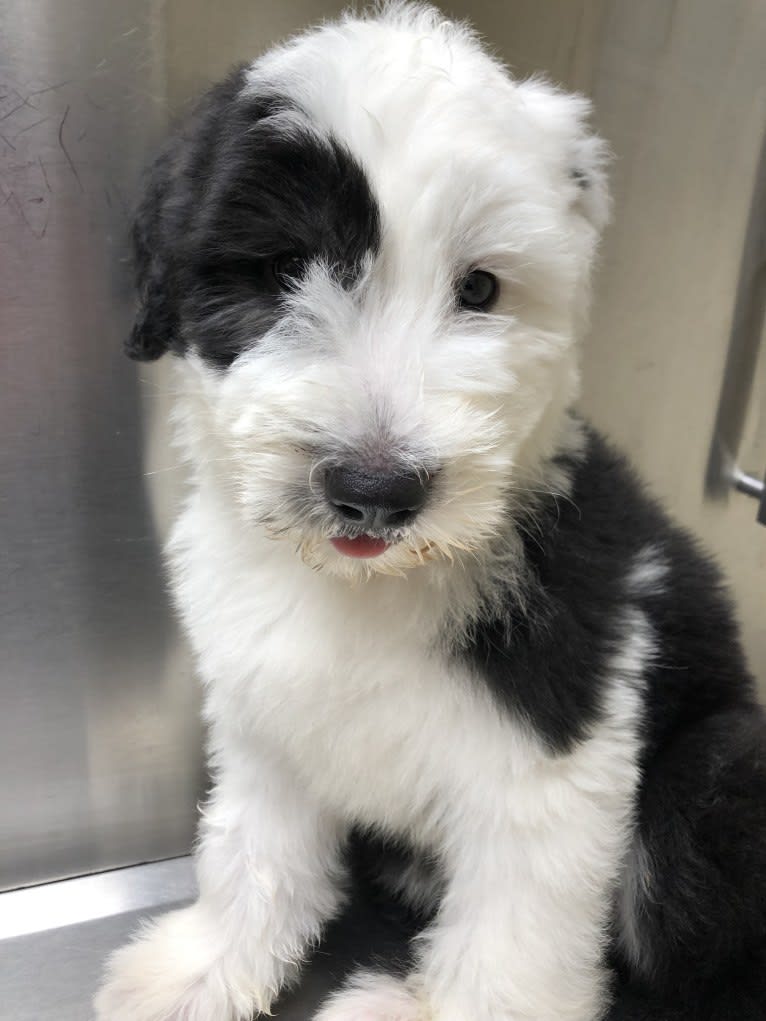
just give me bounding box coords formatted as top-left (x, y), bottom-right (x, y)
top-left (95, 740), bottom-right (345, 1021)
top-left (417, 779), bottom-right (627, 1021)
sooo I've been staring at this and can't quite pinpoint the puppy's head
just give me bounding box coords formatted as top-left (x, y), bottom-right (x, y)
top-left (132, 3), bottom-right (609, 580)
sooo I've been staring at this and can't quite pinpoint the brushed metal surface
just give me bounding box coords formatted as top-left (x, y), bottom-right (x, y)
top-left (0, 859), bottom-right (195, 1021)
top-left (0, 856), bottom-right (196, 942)
top-left (0, 857), bottom-right (412, 1021)
top-left (0, 0), bottom-right (203, 891)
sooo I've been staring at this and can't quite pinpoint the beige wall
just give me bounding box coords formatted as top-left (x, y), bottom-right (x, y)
top-left (163, 0), bottom-right (607, 108)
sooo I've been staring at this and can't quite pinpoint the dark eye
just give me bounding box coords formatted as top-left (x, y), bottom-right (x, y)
top-left (457, 270), bottom-right (498, 311)
top-left (271, 252), bottom-right (307, 288)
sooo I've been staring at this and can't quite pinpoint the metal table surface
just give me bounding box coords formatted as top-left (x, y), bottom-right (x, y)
top-left (0, 855), bottom-right (416, 1021)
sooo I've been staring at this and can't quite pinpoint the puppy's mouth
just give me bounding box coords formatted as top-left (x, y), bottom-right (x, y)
top-left (330, 535), bottom-right (390, 558)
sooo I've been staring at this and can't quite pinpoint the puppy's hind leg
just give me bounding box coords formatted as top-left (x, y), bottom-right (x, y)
top-left (612, 707), bottom-right (766, 1020)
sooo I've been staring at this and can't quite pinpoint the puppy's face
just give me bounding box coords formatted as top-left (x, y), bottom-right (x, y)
top-left (133, 7), bottom-right (608, 580)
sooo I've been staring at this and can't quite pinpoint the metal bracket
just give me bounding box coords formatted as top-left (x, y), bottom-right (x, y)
top-left (734, 468), bottom-right (766, 525)
top-left (704, 125), bottom-right (766, 528)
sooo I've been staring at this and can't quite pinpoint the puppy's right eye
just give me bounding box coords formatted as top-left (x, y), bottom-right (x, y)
top-left (271, 253), bottom-right (307, 288)
top-left (457, 270), bottom-right (498, 312)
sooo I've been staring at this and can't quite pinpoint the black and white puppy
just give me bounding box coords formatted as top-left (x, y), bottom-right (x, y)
top-left (95, 5), bottom-right (766, 1020)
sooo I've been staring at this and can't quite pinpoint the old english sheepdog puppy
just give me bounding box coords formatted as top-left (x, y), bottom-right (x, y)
top-left (95, 5), bottom-right (766, 1020)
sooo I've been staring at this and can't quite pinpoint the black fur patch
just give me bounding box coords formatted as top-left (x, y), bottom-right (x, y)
top-left (455, 427), bottom-right (758, 755)
top-left (129, 68), bottom-right (381, 366)
top-left (454, 429), bottom-right (645, 752)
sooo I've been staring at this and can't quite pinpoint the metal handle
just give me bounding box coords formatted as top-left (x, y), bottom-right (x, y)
top-left (704, 125), bottom-right (766, 527)
top-left (733, 468), bottom-right (766, 525)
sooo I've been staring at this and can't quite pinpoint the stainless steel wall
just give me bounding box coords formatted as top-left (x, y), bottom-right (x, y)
top-left (0, 0), bottom-right (200, 891)
top-left (1, 0), bottom-right (763, 893)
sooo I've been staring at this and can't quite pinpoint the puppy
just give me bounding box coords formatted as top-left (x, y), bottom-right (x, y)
top-left (95, 4), bottom-right (766, 1020)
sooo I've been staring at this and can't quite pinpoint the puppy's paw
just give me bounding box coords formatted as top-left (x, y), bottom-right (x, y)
top-left (314, 971), bottom-right (425, 1021)
top-left (93, 905), bottom-right (266, 1021)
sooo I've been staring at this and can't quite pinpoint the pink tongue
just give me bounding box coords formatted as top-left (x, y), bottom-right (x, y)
top-left (331, 535), bottom-right (389, 558)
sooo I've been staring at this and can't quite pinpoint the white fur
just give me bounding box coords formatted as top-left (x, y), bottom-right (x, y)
top-left (314, 971), bottom-right (424, 1021)
top-left (627, 544), bottom-right (669, 597)
top-left (616, 830), bottom-right (655, 978)
top-left (94, 6), bottom-right (634, 1021)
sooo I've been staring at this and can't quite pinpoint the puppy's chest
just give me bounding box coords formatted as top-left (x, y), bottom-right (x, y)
top-left (176, 530), bottom-right (521, 831)
top-left (242, 595), bottom-right (481, 828)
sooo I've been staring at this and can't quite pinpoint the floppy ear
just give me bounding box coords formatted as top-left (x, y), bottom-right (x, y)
top-left (125, 146), bottom-right (180, 361)
top-left (568, 131), bottom-right (611, 234)
top-left (516, 76), bottom-right (611, 234)
top-left (125, 67), bottom-right (248, 362)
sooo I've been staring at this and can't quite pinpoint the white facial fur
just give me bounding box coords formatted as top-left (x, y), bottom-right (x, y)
top-left (171, 3), bottom-right (609, 583)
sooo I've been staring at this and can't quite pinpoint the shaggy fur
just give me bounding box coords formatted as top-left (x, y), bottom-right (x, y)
top-left (95, 5), bottom-right (766, 1021)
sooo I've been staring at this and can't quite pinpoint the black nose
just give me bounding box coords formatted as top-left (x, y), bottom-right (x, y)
top-left (325, 465), bottom-right (431, 530)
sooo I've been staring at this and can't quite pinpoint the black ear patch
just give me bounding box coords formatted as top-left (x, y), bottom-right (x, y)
top-left (126, 145), bottom-right (181, 361)
top-left (126, 66), bottom-right (382, 367)
top-left (126, 68), bottom-right (250, 362)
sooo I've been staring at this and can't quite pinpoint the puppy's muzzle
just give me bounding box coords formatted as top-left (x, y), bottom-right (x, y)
top-left (325, 465), bottom-right (432, 531)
